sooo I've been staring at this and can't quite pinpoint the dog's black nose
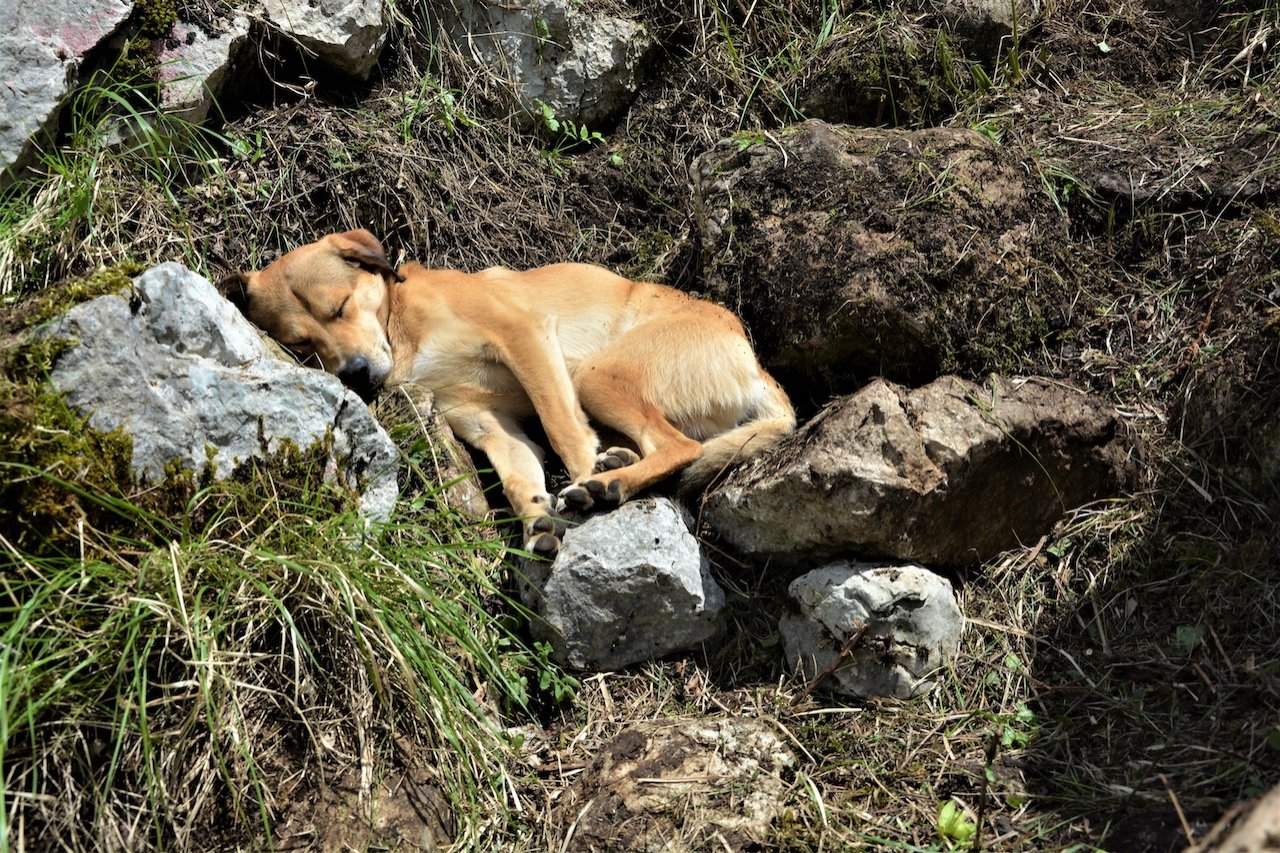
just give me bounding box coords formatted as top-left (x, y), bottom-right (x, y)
top-left (338, 356), bottom-right (376, 399)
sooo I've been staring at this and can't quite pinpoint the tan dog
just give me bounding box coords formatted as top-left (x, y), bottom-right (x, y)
top-left (220, 230), bottom-right (795, 556)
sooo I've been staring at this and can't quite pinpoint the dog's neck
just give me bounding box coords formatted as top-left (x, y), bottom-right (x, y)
top-left (384, 269), bottom-right (416, 386)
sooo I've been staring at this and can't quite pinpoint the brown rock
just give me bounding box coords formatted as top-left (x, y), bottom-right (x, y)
top-left (702, 375), bottom-right (1131, 566)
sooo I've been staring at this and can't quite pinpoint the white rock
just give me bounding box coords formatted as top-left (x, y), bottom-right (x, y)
top-left (262, 0), bottom-right (388, 79)
top-left (442, 0), bottom-right (653, 126)
top-left (782, 562), bottom-right (964, 699)
top-left (520, 498), bottom-right (725, 671)
top-left (0, 0), bottom-right (132, 179)
top-left (43, 263), bottom-right (400, 523)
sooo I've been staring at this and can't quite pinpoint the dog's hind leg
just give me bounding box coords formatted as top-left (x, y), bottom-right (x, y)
top-left (558, 365), bottom-right (704, 513)
top-left (442, 403), bottom-right (565, 557)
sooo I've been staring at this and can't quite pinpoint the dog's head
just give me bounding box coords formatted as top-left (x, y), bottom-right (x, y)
top-left (220, 230), bottom-right (401, 399)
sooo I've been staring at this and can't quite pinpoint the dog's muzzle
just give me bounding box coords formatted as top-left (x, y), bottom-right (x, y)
top-left (337, 355), bottom-right (386, 400)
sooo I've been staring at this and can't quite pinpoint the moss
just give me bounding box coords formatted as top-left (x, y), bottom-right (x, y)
top-left (0, 263), bottom-right (353, 556)
top-left (27, 262), bottom-right (143, 329)
top-left (0, 338), bottom-right (142, 552)
top-left (134, 0), bottom-right (177, 38)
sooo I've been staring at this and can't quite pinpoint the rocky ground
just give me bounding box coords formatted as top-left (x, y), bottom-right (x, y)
top-left (1, 0), bottom-right (1278, 850)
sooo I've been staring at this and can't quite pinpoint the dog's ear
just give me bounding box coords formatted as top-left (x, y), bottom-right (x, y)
top-left (332, 229), bottom-right (403, 281)
top-left (218, 272), bottom-right (251, 312)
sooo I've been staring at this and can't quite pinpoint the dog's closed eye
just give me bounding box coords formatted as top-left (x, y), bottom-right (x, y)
top-left (332, 297), bottom-right (349, 320)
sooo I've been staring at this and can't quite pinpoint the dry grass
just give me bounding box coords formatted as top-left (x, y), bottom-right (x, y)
top-left (2, 0), bottom-right (1278, 850)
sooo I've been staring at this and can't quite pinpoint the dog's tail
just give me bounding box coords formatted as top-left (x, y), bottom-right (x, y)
top-left (679, 377), bottom-right (796, 496)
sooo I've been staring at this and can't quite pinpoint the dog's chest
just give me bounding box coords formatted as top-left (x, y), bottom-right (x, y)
top-left (409, 335), bottom-right (522, 395)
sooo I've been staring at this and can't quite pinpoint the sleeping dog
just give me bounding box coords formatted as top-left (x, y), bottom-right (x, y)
top-left (220, 230), bottom-right (795, 556)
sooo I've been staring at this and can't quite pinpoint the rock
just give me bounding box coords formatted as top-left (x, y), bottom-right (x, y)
top-left (919, 0), bottom-right (1041, 60)
top-left (781, 562), bottom-right (964, 700)
top-left (261, 0), bottom-right (389, 79)
top-left (0, 0), bottom-right (132, 180)
top-left (551, 717), bottom-right (795, 851)
top-left (440, 0), bottom-right (654, 127)
top-left (1188, 779), bottom-right (1280, 853)
top-left (703, 375), bottom-right (1130, 566)
top-left (42, 262), bottom-right (399, 523)
top-left (519, 498), bottom-right (724, 671)
top-left (692, 120), bottom-right (1074, 396)
top-left (156, 15), bottom-right (252, 124)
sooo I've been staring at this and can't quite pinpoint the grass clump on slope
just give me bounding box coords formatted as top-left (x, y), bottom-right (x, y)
top-left (0, 376), bottom-right (537, 849)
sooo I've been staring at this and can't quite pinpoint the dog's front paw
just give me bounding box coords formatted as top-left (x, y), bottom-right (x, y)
top-left (593, 447), bottom-right (639, 473)
top-left (558, 477), bottom-right (624, 514)
top-left (524, 514), bottom-right (566, 559)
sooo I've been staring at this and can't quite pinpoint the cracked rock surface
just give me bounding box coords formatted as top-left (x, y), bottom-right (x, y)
top-left (781, 561), bottom-right (964, 699)
top-left (703, 374), bottom-right (1131, 566)
top-left (43, 263), bottom-right (399, 522)
top-left (519, 498), bottom-right (724, 671)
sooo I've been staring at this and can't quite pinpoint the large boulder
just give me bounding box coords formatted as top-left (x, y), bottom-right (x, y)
top-left (42, 262), bottom-right (399, 522)
top-left (0, 0), bottom-right (133, 180)
top-left (703, 375), bottom-right (1131, 566)
top-left (439, 0), bottom-right (654, 127)
top-left (550, 717), bottom-right (795, 851)
top-left (519, 498), bottom-right (724, 671)
top-left (692, 120), bottom-right (1075, 395)
top-left (782, 562), bottom-right (964, 700)
top-left (261, 0), bottom-right (389, 79)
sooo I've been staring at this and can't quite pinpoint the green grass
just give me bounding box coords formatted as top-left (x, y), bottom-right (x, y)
top-left (0, 429), bottom-right (540, 849)
top-left (0, 66), bottom-right (231, 296)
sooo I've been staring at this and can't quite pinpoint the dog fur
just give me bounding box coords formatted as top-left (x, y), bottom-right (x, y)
top-left (220, 229), bottom-right (795, 555)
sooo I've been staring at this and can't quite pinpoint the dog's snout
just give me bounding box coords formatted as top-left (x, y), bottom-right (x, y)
top-left (338, 355), bottom-right (380, 399)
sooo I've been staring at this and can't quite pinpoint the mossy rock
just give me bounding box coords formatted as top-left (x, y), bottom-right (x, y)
top-left (692, 119), bottom-right (1082, 401)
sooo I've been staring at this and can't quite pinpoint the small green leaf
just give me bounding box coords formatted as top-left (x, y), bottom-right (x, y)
top-left (1173, 624), bottom-right (1205, 656)
top-left (1097, 40), bottom-right (1111, 53)
top-left (937, 799), bottom-right (976, 843)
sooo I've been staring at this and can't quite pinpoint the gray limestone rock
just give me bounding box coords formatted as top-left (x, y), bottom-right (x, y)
top-left (156, 16), bottom-right (252, 124)
top-left (782, 562), bottom-right (964, 700)
top-left (262, 0), bottom-right (389, 79)
top-left (519, 498), bottom-right (724, 671)
top-left (0, 0), bottom-right (133, 179)
top-left (441, 0), bottom-right (653, 127)
top-left (42, 262), bottom-right (399, 523)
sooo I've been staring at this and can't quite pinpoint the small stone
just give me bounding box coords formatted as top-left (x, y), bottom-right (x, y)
top-left (519, 498), bottom-right (724, 671)
top-left (782, 562), bottom-right (964, 700)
